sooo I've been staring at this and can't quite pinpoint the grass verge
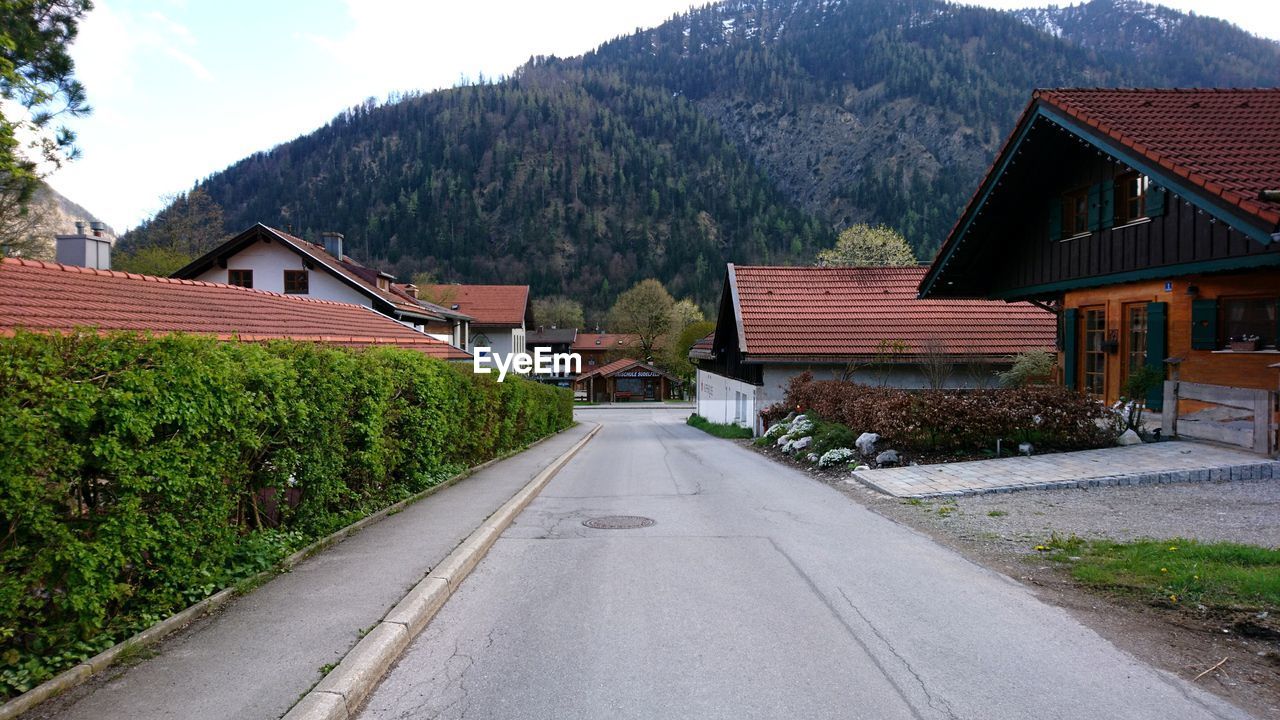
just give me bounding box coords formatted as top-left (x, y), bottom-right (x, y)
top-left (1042, 535), bottom-right (1280, 612)
top-left (687, 413), bottom-right (754, 439)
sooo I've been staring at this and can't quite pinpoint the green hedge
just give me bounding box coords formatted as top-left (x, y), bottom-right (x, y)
top-left (0, 331), bottom-right (571, 697)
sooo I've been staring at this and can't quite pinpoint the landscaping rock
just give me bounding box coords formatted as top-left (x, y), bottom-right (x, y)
top-left (853, 464), bottom-right (871, 471)
top-left (791, 436), bottom-right (812, 451)
top-left (776, 434), bottom-right (792, 447)
top-left (856, 432), bottom-right (879, 456)
top-left (875, 449), bottom-right (900, 466)
top-left (806, 453), bottom-right (819, 463)
top-left (1117, 429), bottom-right (1143, 446)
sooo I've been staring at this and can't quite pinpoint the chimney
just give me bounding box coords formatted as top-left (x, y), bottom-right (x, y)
top-left (56, 222), bottom-right (111, 270)
top-left (403, 283), bottom-right (419, 299)
top-left (321, 231), bottom-right (344, 259)
top-left (89, 221), bottom-right (106, 237)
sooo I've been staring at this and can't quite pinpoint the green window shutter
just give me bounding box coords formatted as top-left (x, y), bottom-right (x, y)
top-left (1145, 184), bottom-right (1166, 218)
top-left (1063, 308), bottom-right (1079, 390)
top-left (1274, 299), bottom-right (1280, 349)
top-left (1145, 302), bottom-right (1167, 410)
top-left (1087, 184), bottom-right (1101, 231)
top-left (1048, 198), bottom-right (1062, 241)
top-left (1100, 178), bottom-right (1115, 229)
top-left (1190, 299), bottom-right (1218, 350)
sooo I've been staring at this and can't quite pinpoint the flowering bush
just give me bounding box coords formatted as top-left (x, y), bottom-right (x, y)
top-left (768, 374), bottom-right (1120, 453)
top-left (818, 448), bottom-right (856, 467)
top-left (763, 420), bottom-right (790, 439)
top-left (788, 415), bottom-right (815, 436)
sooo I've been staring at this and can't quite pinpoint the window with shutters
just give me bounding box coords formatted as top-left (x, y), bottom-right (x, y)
top-left (1220, 297), bottom-right (1278, 348)
top-left (1114, 172), bottom-right (1149, 225)
top-left (1061, 187), bottom-right (1090, 237)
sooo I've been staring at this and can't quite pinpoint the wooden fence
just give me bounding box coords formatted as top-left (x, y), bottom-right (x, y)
top-left (1161, 380), bottom-right (1277, 455)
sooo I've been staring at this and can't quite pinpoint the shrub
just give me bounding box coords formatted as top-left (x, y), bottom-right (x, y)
top-left (998, 349), bottom-right (1056, 388)
top-left (773, 374), bottom-right (1119, 453)
top-left (687, 414), bottom-right (754, 439)
top-left (0, 331), bottom-right (571, 697)
top-left (808, 416), bottom-right (858, 456)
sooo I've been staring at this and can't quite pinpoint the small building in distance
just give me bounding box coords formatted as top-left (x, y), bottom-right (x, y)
top-left (918, 89), bottom-right (1280, 426)
top-left (420, 284), bottom-right (532, 362)
top-left (526, 327), bottom-right (579, 387)
top-left (576, 358), bottom-right (678, 403)
top-left (693, 264), bottom-right (1055, 433)
top-left (173, 224), bottom-right (472, 346)
top-left (572, 332), bottom-right (640, 372)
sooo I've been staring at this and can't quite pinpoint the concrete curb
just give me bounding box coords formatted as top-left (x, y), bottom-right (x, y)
top-left (282, 423), bottom-right (601, 720)
top-left (0, 424), bottom-right (580, 720)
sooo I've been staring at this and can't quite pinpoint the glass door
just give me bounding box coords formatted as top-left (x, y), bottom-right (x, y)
top-left (1123, 303), bottom-right (1148, 385)
top-left (1081, 307), bottom-right (1106, 398)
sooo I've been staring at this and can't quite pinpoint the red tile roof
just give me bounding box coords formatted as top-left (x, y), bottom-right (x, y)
top-left (1034, 88), bottom-right (1280, 229)
top-left (419, 284), bottom-right (529, 327)
top-left (576, 357), bottom-right (675, 381)
top-left (732, 265), bottom-right (1054, 358)
top-left (688, 332), bottom-right (715, 360)
top-left (0, 258), bottom-right (471, 360)
top-left (571, 333), bottom-right (639, 351)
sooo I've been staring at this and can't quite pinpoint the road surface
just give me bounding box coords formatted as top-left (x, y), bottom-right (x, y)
top-left (358, 407), bottom-right (1252, 720)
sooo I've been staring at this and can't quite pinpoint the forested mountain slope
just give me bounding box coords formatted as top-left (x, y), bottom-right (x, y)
top-left (128, 0), bottom-right (1280, 311)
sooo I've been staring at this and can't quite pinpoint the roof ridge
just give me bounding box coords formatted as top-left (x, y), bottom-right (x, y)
top-left (1, 256), bottom-right (385, 310)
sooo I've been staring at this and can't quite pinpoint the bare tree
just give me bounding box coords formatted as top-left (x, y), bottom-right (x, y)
top-left (919, 337), bottom-right (953, 390)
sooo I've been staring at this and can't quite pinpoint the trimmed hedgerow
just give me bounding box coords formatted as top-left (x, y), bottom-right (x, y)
top-left (766, 373), bottom-right (1119, 453)
top-left (0, 331), bottom-right (571, 697)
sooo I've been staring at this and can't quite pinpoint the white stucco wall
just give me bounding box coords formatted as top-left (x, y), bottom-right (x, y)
top-left (760, 363), bottom-right (1003, 402)
top-left (194, 241), bottom-right (369, 307)
top-left (696, 369), bottom-right (767, 434)
top-left (468, 326), bottom-right (526, 361)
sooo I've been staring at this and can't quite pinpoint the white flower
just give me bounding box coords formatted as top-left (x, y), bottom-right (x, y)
top-left (819, 447), bottom-right (856, 467)
top-left (789, 415), bottom-right (815, 435)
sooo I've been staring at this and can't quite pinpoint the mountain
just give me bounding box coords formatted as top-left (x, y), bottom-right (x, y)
top-left (128, 0), bottom-right (1280, 312)
top-left (3, 184), bottom-right (114, 260)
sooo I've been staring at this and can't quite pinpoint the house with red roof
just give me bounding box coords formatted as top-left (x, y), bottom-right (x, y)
top-left (418, 284), bottom-right (532, 362)
top-left (173, 224), bottom-right (473, 347)
top-left (918, 88), bottom-right (1280, 423)
top-left (0, 257), bottom-right (471, 360)
top-left (571, 332), bottom-right (641, 372)
top-left (693, 264), bottom-right (1055, 432)
top-left (576, 357), bottom-right (678, 403)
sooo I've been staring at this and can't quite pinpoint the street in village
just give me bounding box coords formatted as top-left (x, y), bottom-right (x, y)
top-left (356, 407), bottom-right (1249, 720)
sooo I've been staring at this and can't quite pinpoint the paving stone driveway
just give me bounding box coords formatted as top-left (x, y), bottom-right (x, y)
top-left (850, 441), bottom-right (1280, 498)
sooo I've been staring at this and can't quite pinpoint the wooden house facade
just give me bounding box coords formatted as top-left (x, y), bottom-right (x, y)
top-left (920, 89), bottom-right (1280, 449)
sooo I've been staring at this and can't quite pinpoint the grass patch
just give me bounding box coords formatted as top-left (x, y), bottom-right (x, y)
top-left (987, 510), bottom-right (1008, 517)
top-left (1043, 535), bottom-right (1280, 611)
top-left (687, 413), bottom-right (754, 439)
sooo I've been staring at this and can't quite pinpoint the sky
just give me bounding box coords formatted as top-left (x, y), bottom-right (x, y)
top-left (49, 0), bottom-right (1280, 233)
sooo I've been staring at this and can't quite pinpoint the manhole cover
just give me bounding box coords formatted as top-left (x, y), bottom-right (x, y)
top-left (582, 515), bottom-right (655, 530)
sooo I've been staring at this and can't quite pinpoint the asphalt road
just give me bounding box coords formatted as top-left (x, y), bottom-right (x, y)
top-left (358, 407), bottom-right (1254, 720)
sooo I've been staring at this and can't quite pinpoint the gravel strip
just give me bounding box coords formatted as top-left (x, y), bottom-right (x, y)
top-left (863, 477), bottom-right (1280, 549)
